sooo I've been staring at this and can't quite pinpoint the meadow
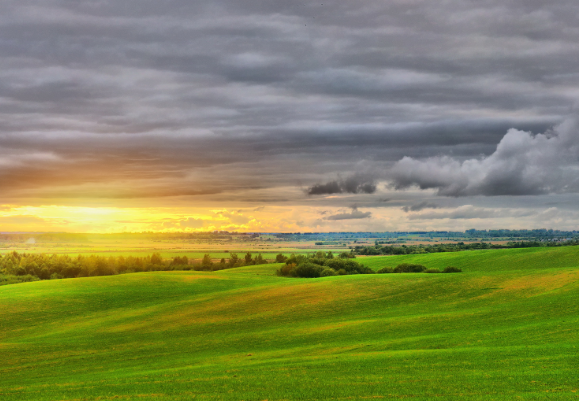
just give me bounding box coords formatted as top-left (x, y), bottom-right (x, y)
top-left (1, 246), bottom-right (578, 400)
top-left (0, 236), bottom-right (348, 261)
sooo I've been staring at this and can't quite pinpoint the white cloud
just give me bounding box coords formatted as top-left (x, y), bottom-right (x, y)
top-left (391, 118), bottom-right (579, 196)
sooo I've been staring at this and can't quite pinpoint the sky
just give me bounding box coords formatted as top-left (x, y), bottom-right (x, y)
top-left (2, 0), bottom-right (579, 233)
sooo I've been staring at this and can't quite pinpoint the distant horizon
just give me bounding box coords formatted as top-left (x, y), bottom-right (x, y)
top-left (2, 228), bottom-right (577, 235)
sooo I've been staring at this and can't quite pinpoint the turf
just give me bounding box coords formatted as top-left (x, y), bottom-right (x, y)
top-left (1, 247), bottom-right (578, 400)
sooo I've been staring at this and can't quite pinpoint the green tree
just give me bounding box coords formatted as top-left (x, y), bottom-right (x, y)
top-left (202, 254), bottom-right (213, 269)
top-left (229, 253), bottom-right (239, 267)
top-left (150, 253), bottom-right (163, 265)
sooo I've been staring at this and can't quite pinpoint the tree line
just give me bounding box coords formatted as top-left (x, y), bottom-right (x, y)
top-left (196, 252), bottom-right (268, 271)
top-left (0, 249), bottom-right (463, 285)
top-left (0, 251), bottom-right (270, 284)
top-left (355, 240), bottom-right (579, 256)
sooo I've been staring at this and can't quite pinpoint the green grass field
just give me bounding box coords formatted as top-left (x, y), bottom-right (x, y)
top-left (1, 247), bottom-right (578, 400)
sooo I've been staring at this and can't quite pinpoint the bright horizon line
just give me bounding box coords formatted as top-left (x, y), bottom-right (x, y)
top-left (1, 229), bottom-right (572, 234)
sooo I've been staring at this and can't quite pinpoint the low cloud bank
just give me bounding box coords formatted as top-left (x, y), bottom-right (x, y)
top-left (179, 218), bottom-right (205, 229)
top-left (325, 206), bottom-right (372, 220)
top-left (402, 201), bottom-right (439, 212)
top-left (390, 118), bottom-right (579, 197)
top-left (406, 205), bottom-right (536, 220)
top-left (307, 175), bottom-right (376, 195)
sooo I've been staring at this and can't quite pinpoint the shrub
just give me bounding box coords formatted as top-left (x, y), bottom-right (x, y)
top-left (376, 267), bottom-right (393, 274)
top-left (15, 274), bottom-right (37, 283)
top-left (0, 274), bottom-right (39, 286)
top-left (275, 253), bottom-right (288, 263)
top-left (276, 263), bottom-right (295, 276)
top-left (293, 263), bottom-right (323, 278)
top-left (324, 258), bottom-right (373, 274)
top-left (443, 266), bottom-right (462, 273)
top-left (320, 267), bottom-right (337, 277)
top-left (394, 263), bottom-right (426, 273)
top-left (338, 252), bottom-right (356, 259)
top-left (424, 268), bottom-right (441, 273)
top-left (277, 252), bottom-right (372, 278)
top-left (211, 263), bottom-right (224, 271)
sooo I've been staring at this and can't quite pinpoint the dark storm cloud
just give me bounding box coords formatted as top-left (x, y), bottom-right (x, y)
top-left (1, 0), bottom-right (579, 206)
top-left (307, 175), bottom-right (376, 195)
top-left (325, 206), bottom-right (372, 221)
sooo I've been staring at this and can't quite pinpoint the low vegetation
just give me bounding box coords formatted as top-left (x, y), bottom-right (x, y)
top-left (275, 252), bottom-right (463, 278)
top-left (376, 263), bottom-right (461, 274)
top-left (276, 251), bottom-right (373, 278)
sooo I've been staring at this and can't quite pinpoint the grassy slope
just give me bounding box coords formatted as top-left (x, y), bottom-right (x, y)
top-left (0, 248), bottom-right (578, 400)
top-left (360, 246), bottom-right (579, 272)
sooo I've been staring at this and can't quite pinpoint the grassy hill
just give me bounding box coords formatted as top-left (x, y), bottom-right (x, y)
top-left (360, 245), bottom-right (579, 273)
top-left (1, 247), bottom-right (578, 400)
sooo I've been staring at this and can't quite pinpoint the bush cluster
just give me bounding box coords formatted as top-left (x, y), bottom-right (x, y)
top-left (377, 264), bottom-right (462, 274)
top-left (276, 251), bottom-right (373, 278)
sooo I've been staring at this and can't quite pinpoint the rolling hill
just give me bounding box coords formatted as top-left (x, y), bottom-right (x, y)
top-left (1, 247), bottom-right (578, 400)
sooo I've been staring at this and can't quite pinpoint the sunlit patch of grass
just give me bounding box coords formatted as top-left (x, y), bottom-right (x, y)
top-left (498, 270), bottom-right (579, 293)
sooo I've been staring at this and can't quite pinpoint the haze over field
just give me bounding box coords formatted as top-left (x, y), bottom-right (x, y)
top-left (2, 1), bottom-right (579, 232)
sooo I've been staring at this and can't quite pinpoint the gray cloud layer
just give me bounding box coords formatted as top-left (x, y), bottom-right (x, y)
top-left (325, 206), bottom-right (372, 221)
top-left (1, 1), bottom-right (579, 212)
top-left (307, 175), bottom-right (377, 195)
top-left (406, 205), bottom-right (536, 220)
top-left (401, 201), bottom-right (440, 213)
